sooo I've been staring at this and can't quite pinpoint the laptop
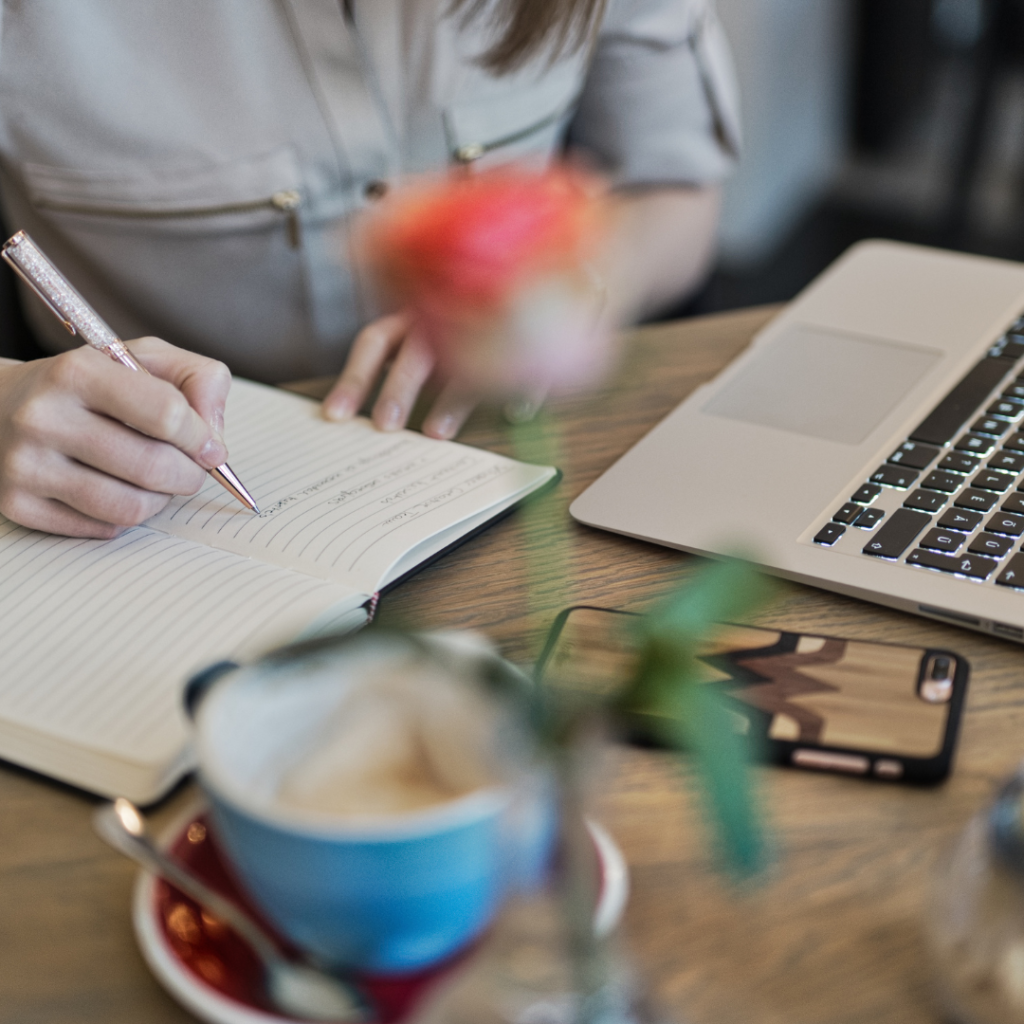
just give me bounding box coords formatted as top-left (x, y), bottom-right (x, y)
top-left (570, 239), bottom-right (1024, 643)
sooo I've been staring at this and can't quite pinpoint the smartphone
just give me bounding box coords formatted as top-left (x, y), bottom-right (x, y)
top-left (536, 606), bottom-right (970, 783)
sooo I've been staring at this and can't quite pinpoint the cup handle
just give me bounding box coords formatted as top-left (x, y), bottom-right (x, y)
top-left (182, 661), bottom-right (239, 721)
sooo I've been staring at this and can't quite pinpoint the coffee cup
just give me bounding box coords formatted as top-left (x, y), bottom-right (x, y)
top-left (184, 631), bottom-right (555, 974)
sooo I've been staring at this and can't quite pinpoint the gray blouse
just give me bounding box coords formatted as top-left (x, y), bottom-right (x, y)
top-left (0, 0), bottom-right (740, 381)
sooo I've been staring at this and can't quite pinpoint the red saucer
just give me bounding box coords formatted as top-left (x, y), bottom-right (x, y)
top-left (132, 804), bottom-right (628, 1024)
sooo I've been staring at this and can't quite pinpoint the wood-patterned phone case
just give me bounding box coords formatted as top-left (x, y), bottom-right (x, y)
top-left (537, 607), bottom-right (969, 783)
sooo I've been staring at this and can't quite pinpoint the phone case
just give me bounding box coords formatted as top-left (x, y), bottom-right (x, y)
top-left (536, 606), bottom-right (970, 784)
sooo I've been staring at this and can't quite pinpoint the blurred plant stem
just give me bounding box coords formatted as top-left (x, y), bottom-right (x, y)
top-left (508, 405), bottom-right (770, 1022)
top-left (554, 724), bottom-right (610, 1019)
top-left (510, 410), bottom-right (570, 619)
top-left (510, 409), bottom-right (619, 1021)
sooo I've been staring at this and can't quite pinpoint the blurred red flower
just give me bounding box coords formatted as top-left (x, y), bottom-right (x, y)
top-left (359, 165), bottom-right (612, 395)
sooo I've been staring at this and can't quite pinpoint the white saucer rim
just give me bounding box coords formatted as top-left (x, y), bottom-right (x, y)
top-left (131, 800), bottom-right (629, 1024)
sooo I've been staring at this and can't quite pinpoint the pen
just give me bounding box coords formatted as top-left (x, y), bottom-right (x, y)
top-left (1, 231), bottom-right (260, 514)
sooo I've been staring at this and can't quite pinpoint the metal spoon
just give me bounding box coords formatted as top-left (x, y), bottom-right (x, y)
top-left (94, 798), bottom-right (367, 1022)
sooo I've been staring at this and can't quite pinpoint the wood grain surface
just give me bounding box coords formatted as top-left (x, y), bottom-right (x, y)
top-left (3, 305), bottom-right (1023, 1024)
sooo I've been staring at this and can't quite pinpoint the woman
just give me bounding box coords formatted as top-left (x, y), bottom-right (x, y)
top-left (0, 0), bottom-right (739, 537)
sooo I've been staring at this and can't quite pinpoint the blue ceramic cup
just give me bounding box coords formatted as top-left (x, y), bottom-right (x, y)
top-left (186, 633), bottom-right (554, 974)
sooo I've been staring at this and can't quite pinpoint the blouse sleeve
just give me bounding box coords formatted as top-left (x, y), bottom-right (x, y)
top-left (566, 0), bottom-right (742, 188)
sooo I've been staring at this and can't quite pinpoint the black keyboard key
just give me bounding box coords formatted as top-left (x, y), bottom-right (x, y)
top-left (911, 356), bottom-right (1017, 445)
top-left (955, 433), bottom-right (998, 456)
top-left (904, 489), bottom-right (947, 513)
top-left (888, 442), bottom-right (940, 469)
top-left (939, 508), bottom-right (984, 531)
top-left (870, 465), bottom-right (919, 489)
top-left (832, 502), bottom-right (863, 524)
top-left (989, 451), bottom-right (1024, 474)
top-left (851, 483), bottom-right (882, 504)
top-left (996, 554), bottom-right (1024, 589)
top-left (862, 508), bottom-right (931, 558)
top-left (1005, 382), bottom-right (1024, 400)
top-left (938, 451), bottom-right (981, 473)
top-left (969, 532), bottom-right (1014, 558)
top-left (1004, 433), bottom-right (1024, 452)
top-left (955, 489), bottom-right (998, 512)
top-left (987, 512), bottom-right (1024, 536)
top-left (972, 416), bottom-right (1010, 436)
top-left (920, 528), bottom-right (964, 553)
top-left (989, 398), bottom-right (1024, 419)
top-left (906, 549), bottom-right (997, 579)
top-left (999, 336), bottom-right (1024, 361)
top-left (921, 470), bottom-right (964, 493)
top-left (853, 507), bottom-right (885, 529)
top-left (972, 470), bottom-right (1014, 493)
top-left (814, 522), bottom-right (846, 546)
top-left (1004, 494), bottom-right (1024, 514)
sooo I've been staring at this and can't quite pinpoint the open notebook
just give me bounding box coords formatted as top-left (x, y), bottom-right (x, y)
top-left (0, 380), bottom-right (556, 802)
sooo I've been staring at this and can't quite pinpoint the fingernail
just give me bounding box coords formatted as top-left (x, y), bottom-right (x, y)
top-left (503, 398), bottom-right (540, 424)
top-left (377, 399), bottom-right (403, 431)
top-left (325, 394), bottom-right (355, 421)
top-left (199, 437), bottom-right (228, 468)
top-left (212, 408), bottom-right (225, 434)
top-left (429, 414), bottom-right (457, 439)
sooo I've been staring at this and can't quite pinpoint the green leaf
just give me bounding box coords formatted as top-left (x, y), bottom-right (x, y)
top-left (628, 558), bottom-right (772, 878)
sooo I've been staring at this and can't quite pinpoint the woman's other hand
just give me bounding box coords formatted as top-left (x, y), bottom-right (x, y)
top-left (324, 182), bottom-right (722, 442)
top-left (0, 337), bottom-right (231, 537)
top-left (323, 312), bottom-right (479, 440)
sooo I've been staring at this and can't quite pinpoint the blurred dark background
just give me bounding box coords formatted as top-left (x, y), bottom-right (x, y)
top-left (674, 0), bottom-right (1024, 318)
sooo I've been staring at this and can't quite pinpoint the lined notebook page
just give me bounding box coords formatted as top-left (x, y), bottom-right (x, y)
top-left (0, 518), bottom-right (363, 767)
top-left (149, 381), bottom-right (555, 593)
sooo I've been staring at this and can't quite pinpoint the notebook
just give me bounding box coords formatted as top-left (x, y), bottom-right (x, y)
top-left (571, 240), bottom-right (1024, 643)
top-left (0, 379), bottom-right (556, 802)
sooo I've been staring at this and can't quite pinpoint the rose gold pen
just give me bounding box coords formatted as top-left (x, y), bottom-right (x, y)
top-left (1, 231), bottom-right (260, 513)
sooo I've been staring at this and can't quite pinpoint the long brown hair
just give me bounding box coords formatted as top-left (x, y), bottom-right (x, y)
top-left (450, 0), bottom-right (606, 73)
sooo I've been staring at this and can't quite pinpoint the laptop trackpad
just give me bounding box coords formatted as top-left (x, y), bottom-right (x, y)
top-left (702, 325), bottom-right (942, 445)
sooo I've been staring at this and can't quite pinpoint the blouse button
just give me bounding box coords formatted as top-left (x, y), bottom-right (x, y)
top-left (364, 180), bottom-right (389, 200)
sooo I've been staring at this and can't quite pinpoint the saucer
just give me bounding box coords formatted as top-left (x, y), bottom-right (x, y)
top-left (132, 802), bottom-right (629, 1024)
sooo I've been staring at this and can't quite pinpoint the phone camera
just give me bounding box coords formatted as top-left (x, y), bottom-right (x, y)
top-left (920, 654), bottom-right (955, 703)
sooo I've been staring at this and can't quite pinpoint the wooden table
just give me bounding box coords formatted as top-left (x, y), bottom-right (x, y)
top-left (4, 305), bottom-right (1024, 1024)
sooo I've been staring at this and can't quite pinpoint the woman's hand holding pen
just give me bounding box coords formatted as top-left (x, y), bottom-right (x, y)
top-left (0, 337), bottom-right (231, 538)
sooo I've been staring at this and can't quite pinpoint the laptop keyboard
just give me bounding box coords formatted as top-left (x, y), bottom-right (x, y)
top-left (814, 323), bottom-right (1024, 589)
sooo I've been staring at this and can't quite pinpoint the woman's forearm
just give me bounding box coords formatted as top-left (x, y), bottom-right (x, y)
top-left (605, 184), bottom-right (722, 324)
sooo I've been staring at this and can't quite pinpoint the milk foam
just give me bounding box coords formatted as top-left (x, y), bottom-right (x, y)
top-left (274, 657), bottom-right (504, 817)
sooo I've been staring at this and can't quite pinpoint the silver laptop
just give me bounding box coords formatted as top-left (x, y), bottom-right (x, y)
top-left (570, 239), bottom-right (1024, 642)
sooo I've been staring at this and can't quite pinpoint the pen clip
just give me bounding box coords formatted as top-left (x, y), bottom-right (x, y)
top-left (0, 244), bottom-right (77, 335)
